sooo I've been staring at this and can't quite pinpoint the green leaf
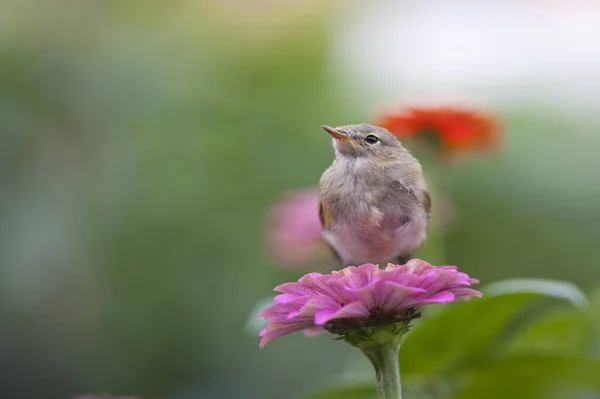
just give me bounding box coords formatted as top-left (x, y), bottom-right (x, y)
top-left (586, 290), bottom-right (600, 356)
top-left (587, 290), bottom-right (600, 333)
top-left (295, 381), bottom-right (376, 399)
top-left (401, 279), bottom-right (590, 376)
top-left (484, 278), bottom-right (588, 308)
top-left (401, 293), bottom-right (535, 375)
top-left (503, 309), bottom-right (590, 357)
top-left (457, 355), bottom-right (600, 399)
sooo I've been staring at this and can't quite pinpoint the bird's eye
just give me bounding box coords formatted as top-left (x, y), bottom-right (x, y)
top-left (364, 135), bottom-right (380, 145)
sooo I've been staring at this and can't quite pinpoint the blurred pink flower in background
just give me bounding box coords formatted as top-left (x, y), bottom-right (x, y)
top-left (258, 260), bottom-right (481, 347)
top-left (266, 188), bottom-right (336, 269)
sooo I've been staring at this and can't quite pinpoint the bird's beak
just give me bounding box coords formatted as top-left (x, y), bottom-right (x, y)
top-left (322, 125), bottom-right (352, 142)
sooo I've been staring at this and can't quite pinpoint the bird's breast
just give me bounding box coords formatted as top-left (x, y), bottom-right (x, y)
top-left (322, 210), bottom-right (427, 265)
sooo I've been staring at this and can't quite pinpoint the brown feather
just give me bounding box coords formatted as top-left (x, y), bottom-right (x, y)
top-left (423, 191), bottom-right (432, 217)
top-left (319, 199), bottom-right (333, 229)
top-left (319, 199), bottom-right (342, 264)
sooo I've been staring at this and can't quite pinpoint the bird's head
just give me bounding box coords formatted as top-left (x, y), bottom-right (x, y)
top-left (322, 123), bottom-right (413, 163)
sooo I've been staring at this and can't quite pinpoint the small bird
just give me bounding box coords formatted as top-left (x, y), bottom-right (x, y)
top-left (319, 124), bottom-right (430, 266)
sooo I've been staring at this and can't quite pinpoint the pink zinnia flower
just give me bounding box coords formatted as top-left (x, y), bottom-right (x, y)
top-left (266, 188), bottom-right (335, 268)
top-left (259, 259), bottom-right (481, 348)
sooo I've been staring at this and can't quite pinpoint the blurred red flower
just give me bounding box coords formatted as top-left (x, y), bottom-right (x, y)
top-left (375, 106), bottom-right (500, 156)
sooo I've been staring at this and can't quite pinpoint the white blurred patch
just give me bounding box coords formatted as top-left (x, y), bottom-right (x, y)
top-left (332, 0), bottom-right (600, 109)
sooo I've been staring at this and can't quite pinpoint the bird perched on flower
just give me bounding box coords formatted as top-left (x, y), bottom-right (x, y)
top-left (319, 124), bottom-right (430, 267)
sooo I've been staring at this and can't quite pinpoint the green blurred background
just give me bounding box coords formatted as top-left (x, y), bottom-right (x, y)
top-left (2, 1), bottom-right (600, 398)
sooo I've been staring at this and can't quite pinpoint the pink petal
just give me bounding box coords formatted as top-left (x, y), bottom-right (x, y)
top-left (420, 291), bottom-right (456, 303)
top-left (315, 301), bottom-right (370, 325)
top-left (378, 281), bottom-right (428, 313)
top-left (293, 296), bottom-right (340, 319)
top-left (259, 322), bottom-right (312, 348)
top-left (314, 309), bottom-right (338, 325)
top-left (344, 280), bottom-right (381, 309)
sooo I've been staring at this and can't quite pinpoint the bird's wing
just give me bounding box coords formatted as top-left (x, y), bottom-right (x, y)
top-left (319, 199), bottom-right (333, 229)
top-left (319, 199), bottom-right (343, 265)
top-left (423, 190), bottom-right (432, 218)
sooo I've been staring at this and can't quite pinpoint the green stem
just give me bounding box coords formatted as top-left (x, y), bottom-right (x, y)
top-left (360, 344), bottom-right (402, 399)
